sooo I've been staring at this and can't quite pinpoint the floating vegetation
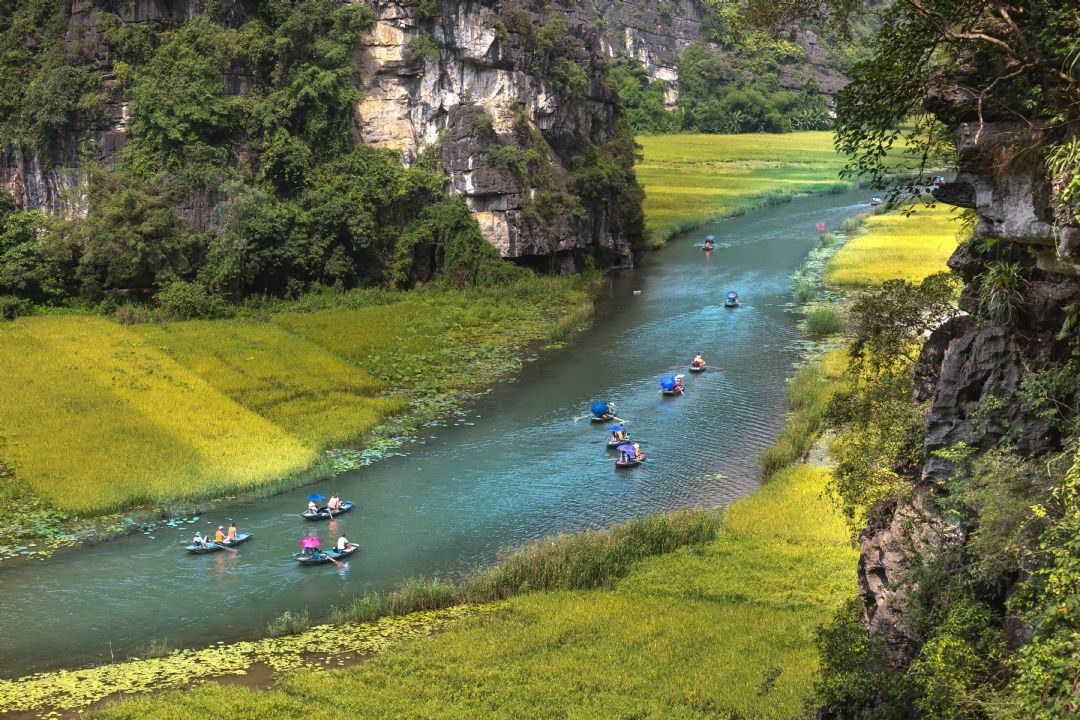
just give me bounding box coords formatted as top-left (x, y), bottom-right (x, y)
top-left (0, 603), bottom-right (502, 717)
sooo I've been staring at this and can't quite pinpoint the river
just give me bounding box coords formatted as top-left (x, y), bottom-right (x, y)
top-left (0, 188), bottom-right (868, 677)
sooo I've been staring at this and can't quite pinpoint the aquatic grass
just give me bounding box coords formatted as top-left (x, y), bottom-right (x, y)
top-left (804, 307), bottom-right (845, 338)
top-left (760, 351), bottom-right (848, 476)
top-left (86, 466), bottom-right (856, 720)
top-left (323, 508), bottom-right (724, 626)
top-left (266, 609), bottom-right (310, 637)
top-left (825, 204), bottom-right (958, 286)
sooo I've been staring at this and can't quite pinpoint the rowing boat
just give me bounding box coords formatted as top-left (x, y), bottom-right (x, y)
top-left (294, 544), bottom-right (359, 565)
top-left (300, 501), bottom-right (355, 520)
top-left (184, 532), bottom-right (253, 553)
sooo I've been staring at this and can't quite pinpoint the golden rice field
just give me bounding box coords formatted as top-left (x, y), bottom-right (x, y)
top-left (636, 132), bottom-right (851, 243)
top-left (0, 278), bottom-right (594, 515)
top-left (86, 465), bottom-right (855, 720)
top-left (825, 204), bottom-right (961, 286)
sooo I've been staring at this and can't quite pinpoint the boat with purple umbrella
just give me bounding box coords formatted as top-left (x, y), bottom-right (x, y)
top-left (614, 443), bottom-right (645, 469)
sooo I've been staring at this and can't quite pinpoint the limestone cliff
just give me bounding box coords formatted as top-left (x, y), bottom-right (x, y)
top-left (0, 0), bottom-right (643, 270)
top-left (855, 121), bottom-right (1080, 663)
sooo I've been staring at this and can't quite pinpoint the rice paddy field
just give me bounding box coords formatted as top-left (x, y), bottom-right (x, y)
top-left (825, 204), bottom-right (961, 286)
top-left (636, 132), bottom-right (851, 244)
top-left (0, 277), bottom-right (594, 516)
top-left (84, 464), bottom-right (856, 720)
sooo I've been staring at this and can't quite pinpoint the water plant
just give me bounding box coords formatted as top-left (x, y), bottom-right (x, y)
top-left (805, 307), bottom-right (845, 338)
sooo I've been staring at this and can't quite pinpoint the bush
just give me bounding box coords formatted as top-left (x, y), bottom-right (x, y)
top-left (0, 295), bottom-right (32, 320)
top-left (155, 280), bottom-right (230, 320)
top-left (805, 307), bottom-right (844, 337)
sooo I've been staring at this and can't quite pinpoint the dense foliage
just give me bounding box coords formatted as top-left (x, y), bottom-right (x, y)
top-left (0, 0), bottom-right (645, 314)
top-left (609, 0), bottom-right (861, 136)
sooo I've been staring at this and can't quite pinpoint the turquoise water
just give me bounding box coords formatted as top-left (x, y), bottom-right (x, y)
top-left (0, 189), bottom-right (868, 676)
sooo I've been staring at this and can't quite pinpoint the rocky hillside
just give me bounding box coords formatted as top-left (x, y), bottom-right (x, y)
top-left (0, 0), bottom-right (644, 296)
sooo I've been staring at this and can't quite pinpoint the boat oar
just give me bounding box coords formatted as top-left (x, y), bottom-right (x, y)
top-left (211, 542), bottom-right (237, 553)
top-left (326, 553), bottom-right (344, 568)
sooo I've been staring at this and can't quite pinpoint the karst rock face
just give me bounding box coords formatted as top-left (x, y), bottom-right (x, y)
top-left (857, 118), bottom-right (1080, 663)
top-left (0, 0), bottom-right (650, 269)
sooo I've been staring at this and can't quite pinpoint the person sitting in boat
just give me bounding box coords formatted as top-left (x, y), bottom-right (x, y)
top-left (611, 426), bottom-right (627, 442)
top-left (214, 526), bottom-right (226, 543)
top-left (327, 494), bottom-right (342, 511)
top-left (692, 353), bottom-right (705, 368)
top-left (703, 239), bottom-right (714, 250)
top-left (227, 522), bottom-right (237, 542)
top-left (673, 375), bottom-right (684, 393)
top-left (307, 500), bottom-right (319, 514)
top-left (633, 443), bottom-right (645, 461)
top-left (302, 545), bottom-right (317, 557)
top-left (192, 532), bottom-right (205, 547)
top-left (619, 449), bottom-right (631, 463)
top-left (336, 535), bottom-right (351, 552)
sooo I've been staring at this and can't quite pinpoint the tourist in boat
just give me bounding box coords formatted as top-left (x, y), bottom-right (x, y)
top-left (327, 494), bottom-right (342, 511)
top-left (591, 401), bottom-right (615, 420)
top-left (214, 526), bottom-right (226, 543)
top-left (192, 532), bottom-right (205, 547)
top-left (611, 426), bottom-right (626, 443)
top-left (703, 239), bottom-right (714, 250)
top-left (227, 522), bottom-right (237, 542)
top-left (673, 375), bottom-right (684, 393)
top-left (307, 499), bottom-right (319, 514)
top-left (691, 353), bottom-right (705, 368)
top-left (633, 443), bottom-right (645, 461)
top-left (336, 535), bottom-right (351, 552)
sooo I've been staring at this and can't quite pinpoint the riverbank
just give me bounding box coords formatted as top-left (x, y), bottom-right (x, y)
top-left (0, 275), bottom-right (597, 562)
top-left (636, 132), bottom-right (852, 246)
top-left (0, 463), bottom-right (854, 719)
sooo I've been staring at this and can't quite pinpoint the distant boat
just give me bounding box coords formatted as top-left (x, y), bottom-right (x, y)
top-left (724, 291), bottom-right (740, 308)
top-left (869, 197), bottom-right (883, 206)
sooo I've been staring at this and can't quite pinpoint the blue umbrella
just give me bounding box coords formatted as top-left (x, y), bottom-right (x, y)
top-left (705, 235), bottom-right (714, 241)
top-left (726, 291), bottom-right (739, 299)
top-left (617, 444), bottom-right (636, 453)
top-left (307, 493), bottom-right (326, 502)
top-left (591, 401), bottom-right (611, 416)
top-left (660, 375), bottom-right (676, 390)
top-left (608, 425), bottom-right (625, 431)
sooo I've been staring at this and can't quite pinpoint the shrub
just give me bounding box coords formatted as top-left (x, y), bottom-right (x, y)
top-left (977, 261), bottom-right (1025, 325)
top-left (155, 280), bottom-right (230, 320)
top-left (0, 295), bottom-right (32, 320)
top-left (805, 307), bottom-right (844, 337)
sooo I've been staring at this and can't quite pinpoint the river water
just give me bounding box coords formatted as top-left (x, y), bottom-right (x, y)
top-left (0, 188), bottom-right (868, 677)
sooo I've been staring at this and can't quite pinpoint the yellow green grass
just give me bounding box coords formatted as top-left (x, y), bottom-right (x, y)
top-left (636, 132), bottom-right (850, 243)
top-left (0, 277), bottom-right (594, 516)
top-left (80, 465), bottom-right (855, 720)
top-left (825, 204), bottom-right (960, 286)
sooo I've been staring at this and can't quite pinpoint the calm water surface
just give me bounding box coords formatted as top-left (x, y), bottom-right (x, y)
top-left (0, 189), bottom-right (868, 676)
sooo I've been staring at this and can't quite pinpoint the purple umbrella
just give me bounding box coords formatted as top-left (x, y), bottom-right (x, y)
top-left (300, 536), bottom-right (322, 549)
top-left (617, 444), bottom-right (636, 453)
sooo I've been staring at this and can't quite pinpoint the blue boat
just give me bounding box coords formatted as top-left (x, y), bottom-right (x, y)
top-left (724, 291), bottom-right (739, 308)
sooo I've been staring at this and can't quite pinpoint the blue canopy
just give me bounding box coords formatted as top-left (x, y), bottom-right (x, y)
top-left (591, 401), bottom-right (611, 416)
top-left (705, 235), bottom-right (714, 241)
top-left (617, 444), bottom-right (636, 453)
top-left (726, 291), bottom-right (739, 299)
top-left (307, 493), bottom-right (326, 502)
top-left (660, 375), bottom-right (676, 390)
top-left (608, 425), bottom-right (625, 432)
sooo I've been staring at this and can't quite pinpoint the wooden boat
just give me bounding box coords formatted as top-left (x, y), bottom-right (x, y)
top-left (724, 299), bottom-right (739, 308)
top-left (294, 544), bottom-right (359, 565)
top-left (607, 437), bottom-right (630, 448)
top-left (688, 364), bottom-right (706, 373)
top-left (661, 388), bottom-right (684, 396)
top-left (185, 532), bottom-right (253, 554)
top-left (590, 414), bottom-right (614, 423)
top-left (615, 455), bottom-right (645, 469)
top-left (300, 501), bottom-right (355, 521)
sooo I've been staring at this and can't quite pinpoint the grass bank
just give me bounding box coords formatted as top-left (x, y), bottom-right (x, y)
top-left (636, 132), bottom-right (852, 245)
top-left (825, 203), bottom-right (961, 287)
top-left (0, 275), bottom-right (597, 559)
top-left (72, 464), bottom-right (855, 720)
